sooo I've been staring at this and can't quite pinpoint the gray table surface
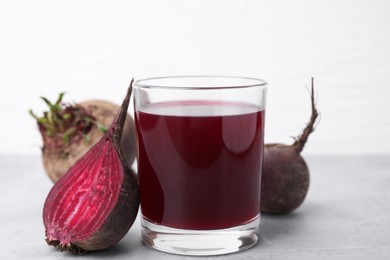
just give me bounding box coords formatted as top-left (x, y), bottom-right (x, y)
top-left (1, 155), bottom-right (389, 259)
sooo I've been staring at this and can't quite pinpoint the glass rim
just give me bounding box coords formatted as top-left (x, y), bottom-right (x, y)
top-left (133, 75), bottom-right (267, 90)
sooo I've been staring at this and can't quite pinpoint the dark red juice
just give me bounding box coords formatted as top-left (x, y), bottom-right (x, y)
top-left (135, 101), bottom-right (264, 230)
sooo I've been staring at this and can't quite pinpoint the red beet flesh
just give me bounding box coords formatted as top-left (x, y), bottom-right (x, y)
top-left (43, 80), bottom-right (139, 253)
top-left (261, 78), bottom-right (319, 214)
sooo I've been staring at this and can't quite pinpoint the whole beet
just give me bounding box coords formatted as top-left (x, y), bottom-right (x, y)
top-left (261, 78), bottom-right (319, 214)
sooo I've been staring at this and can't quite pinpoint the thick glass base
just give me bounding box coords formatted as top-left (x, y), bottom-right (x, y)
top-left (141, 216), bottom-right (260, 256)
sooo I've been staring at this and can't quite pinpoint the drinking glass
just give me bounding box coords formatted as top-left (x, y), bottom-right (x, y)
top-left (133, 76), bottom-right (267, 256)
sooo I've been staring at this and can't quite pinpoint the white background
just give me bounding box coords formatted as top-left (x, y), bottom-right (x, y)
top-left (1, 0), bottom-right (390, 155)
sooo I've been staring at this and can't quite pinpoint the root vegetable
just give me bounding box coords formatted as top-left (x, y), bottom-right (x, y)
top-left (43, 80), bottom-right (139, 253)
top-left (261, 78), bottom-right (319, 214)
top-left (30, 94), bottom-right (136, 183)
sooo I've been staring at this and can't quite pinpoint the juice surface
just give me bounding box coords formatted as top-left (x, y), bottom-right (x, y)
top-left (135, 101), bottom-right (264, 230)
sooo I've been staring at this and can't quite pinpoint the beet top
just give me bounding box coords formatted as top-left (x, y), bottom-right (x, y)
top-left (30, 94), bottom-right (136, 183)
top-left (261, 78), bottom-right (319, 214)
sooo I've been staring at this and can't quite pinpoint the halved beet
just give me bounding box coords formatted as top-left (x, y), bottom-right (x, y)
top-left (43, 80), bottom-right (139, 253)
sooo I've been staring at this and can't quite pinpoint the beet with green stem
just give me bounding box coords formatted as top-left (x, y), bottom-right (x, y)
top-left (261, 78), bottom-right (319, 214)
top-left (30, 93), bottom-right (136, 182)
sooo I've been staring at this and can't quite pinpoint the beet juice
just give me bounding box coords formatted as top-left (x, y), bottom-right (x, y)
top-left (135, 100), bottom-right (264, 230)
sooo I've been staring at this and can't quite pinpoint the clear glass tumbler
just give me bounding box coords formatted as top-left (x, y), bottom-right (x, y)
top-left (133, 76), bottom-right (267, 256)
